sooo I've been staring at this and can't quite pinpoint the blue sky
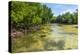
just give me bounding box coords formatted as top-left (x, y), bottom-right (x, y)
top-left (44, 3), bottom-right (78, 16)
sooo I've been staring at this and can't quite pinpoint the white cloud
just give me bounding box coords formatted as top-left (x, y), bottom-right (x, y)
top-left (60, 9), bottom-right (76, 15)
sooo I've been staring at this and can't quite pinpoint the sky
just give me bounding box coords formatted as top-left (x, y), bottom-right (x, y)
top-left (45, 3), bottom-right (78, 16)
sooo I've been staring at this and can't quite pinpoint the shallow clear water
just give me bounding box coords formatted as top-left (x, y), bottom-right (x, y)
top-left (12, 24), bottom-right (78, 52)
top-left (45, 24), bottom-right (78, 50)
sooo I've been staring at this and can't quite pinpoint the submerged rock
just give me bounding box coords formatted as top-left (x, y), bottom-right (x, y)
top-left (73, 25), bottom-right (78, 28)
top-left (40, 35), bottom-right (46, 38)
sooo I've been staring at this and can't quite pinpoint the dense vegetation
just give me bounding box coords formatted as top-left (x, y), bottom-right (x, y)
top-left (9, 1), bottom-right (53, 30)
top-left (51, 9), bottom-right (78, 24)
top-left (10, 1), bottom-right (78, 31)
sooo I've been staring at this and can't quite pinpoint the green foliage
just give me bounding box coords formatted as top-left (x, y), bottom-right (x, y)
top-left (50, 16), bottom-right (56, 23)
top-left (55, 9), bottom-right (78, 24)
top-left (32, 16), bottom-right (42, 25)
top-left (9, 1), bottom-right (53, 29)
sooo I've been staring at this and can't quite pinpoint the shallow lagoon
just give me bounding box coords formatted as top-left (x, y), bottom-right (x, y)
top-left (12, 24), bottom-right (78, 52)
